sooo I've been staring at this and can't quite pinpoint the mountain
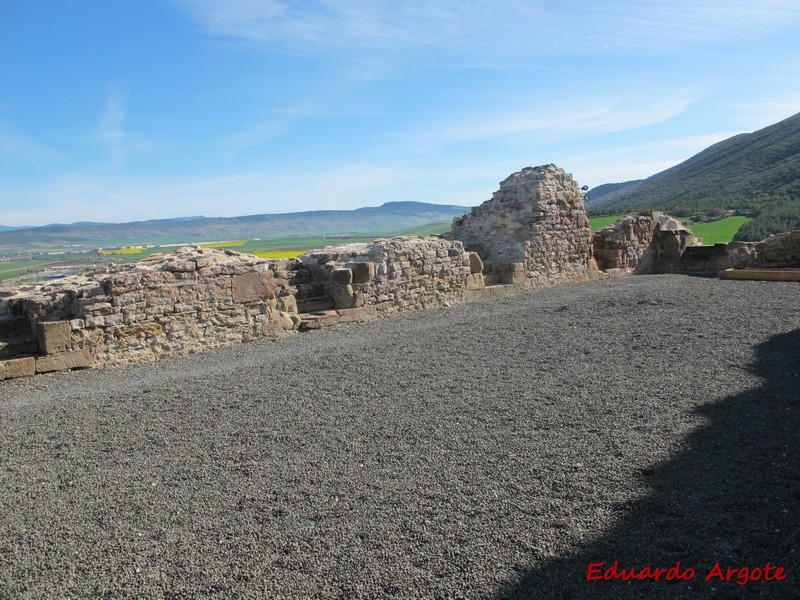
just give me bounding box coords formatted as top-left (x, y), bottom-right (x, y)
top-left (590, 111), bottom-right (800, 214)
top-left (0, 201), bottom-right (469, 250)
top-left (0, 225), bottom-right (30, 232)
top-left (585, 180), bottom-right (643, 205)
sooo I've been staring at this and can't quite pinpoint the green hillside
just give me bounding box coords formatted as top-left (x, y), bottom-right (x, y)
top-left (589, 112), bottom-right (800, 240)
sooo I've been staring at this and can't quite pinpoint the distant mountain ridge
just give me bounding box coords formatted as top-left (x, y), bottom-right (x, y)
top-left (586, 180), bottom-right (643, 205)
top-left (0, 201), bottom-right (469, 249)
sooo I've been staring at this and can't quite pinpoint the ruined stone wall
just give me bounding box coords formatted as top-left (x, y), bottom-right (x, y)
top-left (296, 236), bottom-right (483, 321)
top-left (0, 247), bottom-right (298, 373)
top-left (727, 230), bottom-right (800, 269)
top-left (592, 212), bottom-right (698, 274)
top-left (449, 164), bottom-right (594, 286)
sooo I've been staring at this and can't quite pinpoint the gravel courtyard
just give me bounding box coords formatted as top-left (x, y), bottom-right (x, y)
top-left (1, 275), bottom-right (798, 599)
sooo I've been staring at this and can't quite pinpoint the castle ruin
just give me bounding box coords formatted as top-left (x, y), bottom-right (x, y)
top-left (2, 164), bottom-right (798, 380)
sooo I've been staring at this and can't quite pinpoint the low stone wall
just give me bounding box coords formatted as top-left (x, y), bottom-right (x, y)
top-left (1, 247), bottom-right (299, 373)
top-left (593, 212), bottom-right (698, 274)
top-left (296, 236), bottom-right (483, 317)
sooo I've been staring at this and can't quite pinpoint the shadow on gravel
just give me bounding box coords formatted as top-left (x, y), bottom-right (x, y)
top-left (498, 329), bottom-right (800, 600)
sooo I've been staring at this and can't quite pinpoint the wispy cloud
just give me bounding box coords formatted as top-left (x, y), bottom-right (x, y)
top-left (99, 81), bottom-right (128, 168)
top-left (176, 0), bottom-right (800, 60)
top-left (393, 87), bottom-right (700, 153)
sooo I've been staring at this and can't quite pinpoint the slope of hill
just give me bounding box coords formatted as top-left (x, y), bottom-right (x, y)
top-left (589, 111), bottom-right (800, 240)
top-left (584, 180), bottom-right (643, 205)
top-left (0, 202), bottom-right (470, 250)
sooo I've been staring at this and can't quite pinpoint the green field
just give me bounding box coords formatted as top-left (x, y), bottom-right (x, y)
top-left (589, 215), bottom-right (626, 231)
top-left (588, 214), bottom-right (751, 244)
top-left (684, 216), bottom-right (752, 245)
top-left (0, 260), bottom-right (60, 281)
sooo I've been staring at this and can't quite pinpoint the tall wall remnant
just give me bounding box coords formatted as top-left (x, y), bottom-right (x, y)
top-left (449, 164), bottom-right (595, 286)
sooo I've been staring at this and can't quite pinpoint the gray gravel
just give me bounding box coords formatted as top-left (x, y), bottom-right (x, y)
top-left (1, 275), bottom-right (799, 599)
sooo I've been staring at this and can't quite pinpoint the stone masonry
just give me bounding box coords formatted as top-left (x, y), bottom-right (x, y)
top-left (449, 164), bottom-right (595, 286)
top-left (293, 236), bottom-right (483, 328)
top-left (0, 247), bottom-right (299, 374)
top-left (4, 163), bottom-right (796, 381)
top-left (726, 230), bottom-right (800, 269)
top-left (592, 211), bottom-right (699, 274)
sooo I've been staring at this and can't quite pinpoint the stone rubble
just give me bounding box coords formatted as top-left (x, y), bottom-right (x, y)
top-left (592, 211), bottom-right (700, 274)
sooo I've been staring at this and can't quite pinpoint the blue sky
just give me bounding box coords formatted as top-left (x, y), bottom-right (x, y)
top-left (1, 0), bottom-right (799, 226)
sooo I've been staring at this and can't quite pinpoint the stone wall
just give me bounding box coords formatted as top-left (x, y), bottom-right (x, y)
top-left (592, 212), bottom-right (698, 274)
top-left (0, 247), bottom-right (298, 373)
top-left (727, 230), bottom-right (800, 269)
top-left (449, 164), bottom-right (594, 286)
top-left (2, 164), bottom-right (678, 381)
top-left (294, 236), bottom-right (483, 325)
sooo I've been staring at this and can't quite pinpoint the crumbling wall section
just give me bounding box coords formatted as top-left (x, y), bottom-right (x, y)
top-left (449, 164), bottom-right (594, 286)
top-left (592, 212), bottom-right (698, 274)
top-left (727, 230), bottom-right (800, 269)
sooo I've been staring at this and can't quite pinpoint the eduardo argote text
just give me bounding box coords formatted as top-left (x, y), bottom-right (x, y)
top-left (587, 561), bottom-right (788, 586)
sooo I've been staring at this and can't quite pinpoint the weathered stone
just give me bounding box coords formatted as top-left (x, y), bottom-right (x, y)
top-left (0, 356), bottom-right (36, 381)
top-left (331, 268), bottom-right (353, 285)
top-left (465, 273), bottom-right (485, 290)
top-left (276, 295), bottom-right (298, 314)
top-left (35, 320), bottom-right (72, 355)
top-left (118, 322), bottom-right (164, 338)
top-left (468, 252), bottom-right (483, 274)
top-left (351, 262), bottom-right (376, 284)
top-left (232, 272), bottom-right (277, 303)
top-left (35, 349), bottom-right (92, 373)
top-left (330, 284), bottom-right (356, 309)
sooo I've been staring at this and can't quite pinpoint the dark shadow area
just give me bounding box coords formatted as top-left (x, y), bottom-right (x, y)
top-left (499, 329), bottom-right (800, 599)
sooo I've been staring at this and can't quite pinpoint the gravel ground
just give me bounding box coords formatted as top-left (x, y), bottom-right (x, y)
top-left (1, 275), bottom-right (798, 599)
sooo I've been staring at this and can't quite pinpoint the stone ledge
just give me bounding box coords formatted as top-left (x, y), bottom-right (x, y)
top-left (0, 356), bottom-right (36, 381)
top-left (35, 349), bottom-right (92, 374)
top-left (722, 269), bottom-right (800, 282)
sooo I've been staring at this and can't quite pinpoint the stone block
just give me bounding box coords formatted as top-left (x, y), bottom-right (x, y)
top-left (0, 356), bottom-right (36, 381)
top-left (337, 306), bottom-right (379, 323)
top-left (468, 252), bottom-right (484, 274)
top-left (465, 273), bottom-right (485, 290)
top-left (232, 272), bottom-right (277, 303)
top-left (351, 262), bottom-right (376, 284)
top-left (35, 349), bottom-right (92, 373)
top-left (331, 268), bottom-right (353, 285)
top-left (330, 284), bottom-right (356, 309)
top-left (35, 320), bottom-right (72, 355)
